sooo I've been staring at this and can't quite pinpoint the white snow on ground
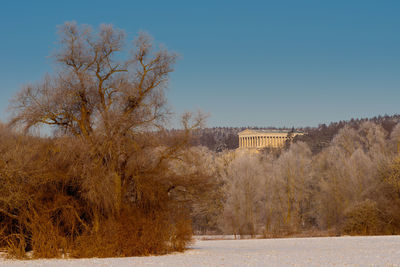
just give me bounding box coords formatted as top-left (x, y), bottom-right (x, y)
top-left (1, 235), bottom-right (400, 266)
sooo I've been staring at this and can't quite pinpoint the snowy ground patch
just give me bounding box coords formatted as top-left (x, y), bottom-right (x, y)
top-left (1, 235), bottom-right (400, 266)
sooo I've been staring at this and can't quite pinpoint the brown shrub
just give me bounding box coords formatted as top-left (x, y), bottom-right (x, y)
top-left (71, 208), bottom-right (192, 258)
top-left (342, 200), bottom-right (381, 235)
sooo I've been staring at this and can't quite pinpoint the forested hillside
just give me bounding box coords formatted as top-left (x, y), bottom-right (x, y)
top-left (188, 120), bottom-right (400, 237)
top-left (185, 114), bottom-right (400, 152)
top-left (295, 115), bottom-right (400, 154)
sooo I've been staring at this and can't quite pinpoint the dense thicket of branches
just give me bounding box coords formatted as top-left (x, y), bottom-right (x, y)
top-left (191, 121), bottom-right (400, 237)
top-left (0, 23), bottom-right (211, 258)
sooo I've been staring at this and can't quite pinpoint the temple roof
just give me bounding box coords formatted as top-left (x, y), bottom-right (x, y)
top-left (238, 129), bottom-right (303, 135)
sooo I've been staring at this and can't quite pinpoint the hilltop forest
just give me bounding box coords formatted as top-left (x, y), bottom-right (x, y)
top-left (185, 114), bottom-right (400, 152)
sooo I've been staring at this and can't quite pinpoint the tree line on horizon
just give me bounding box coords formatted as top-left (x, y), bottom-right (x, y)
top-left (180, 114), bottom-right (400, 152)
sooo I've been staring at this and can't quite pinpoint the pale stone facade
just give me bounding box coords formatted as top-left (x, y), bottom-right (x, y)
top-left (238, 129), bottom-right (303, 149)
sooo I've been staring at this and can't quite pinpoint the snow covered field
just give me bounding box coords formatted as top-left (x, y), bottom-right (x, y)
top-left (1, 235), bottom-right (400, 266)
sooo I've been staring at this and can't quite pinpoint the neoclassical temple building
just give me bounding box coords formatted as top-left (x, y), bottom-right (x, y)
top-left (238, 129), bottom-right (304, 149)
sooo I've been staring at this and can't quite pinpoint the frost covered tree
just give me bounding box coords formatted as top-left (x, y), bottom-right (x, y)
top-left (268, 142), bottom-right (313, 232)
top-left (221, 152), bottom-right (266, 236)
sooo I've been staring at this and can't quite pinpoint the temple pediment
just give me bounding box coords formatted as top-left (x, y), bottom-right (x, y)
top-left (238, 129), bottom-right (258, 136)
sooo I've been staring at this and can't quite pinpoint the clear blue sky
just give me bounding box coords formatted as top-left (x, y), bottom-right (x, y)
top-left (1, 0), bottom-right (399, 128)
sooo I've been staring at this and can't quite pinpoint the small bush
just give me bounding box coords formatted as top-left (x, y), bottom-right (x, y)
top-left (71, 209), bottom-right (192, 258)
top-left (342, 200), bottom-right (381, 235)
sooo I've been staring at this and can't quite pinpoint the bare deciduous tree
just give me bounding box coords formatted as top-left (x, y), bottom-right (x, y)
top-left (3, 22), bottom-right (210, 257)
top-left (10, 22), bottom-right (182, 215)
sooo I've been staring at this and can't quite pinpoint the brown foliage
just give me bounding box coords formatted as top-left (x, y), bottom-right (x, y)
top-left (342, 200), bottom-right (381, 235)
top-left (1, 22), bottom-right (210, 259)
top-left (72, 209), bottom-right (192, 258)
top-left (0, 125), bottom-right (202, 258)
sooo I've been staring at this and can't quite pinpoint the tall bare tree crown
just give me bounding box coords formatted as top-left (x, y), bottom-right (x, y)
top-left (11, 21), bottom-right (177, 141)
